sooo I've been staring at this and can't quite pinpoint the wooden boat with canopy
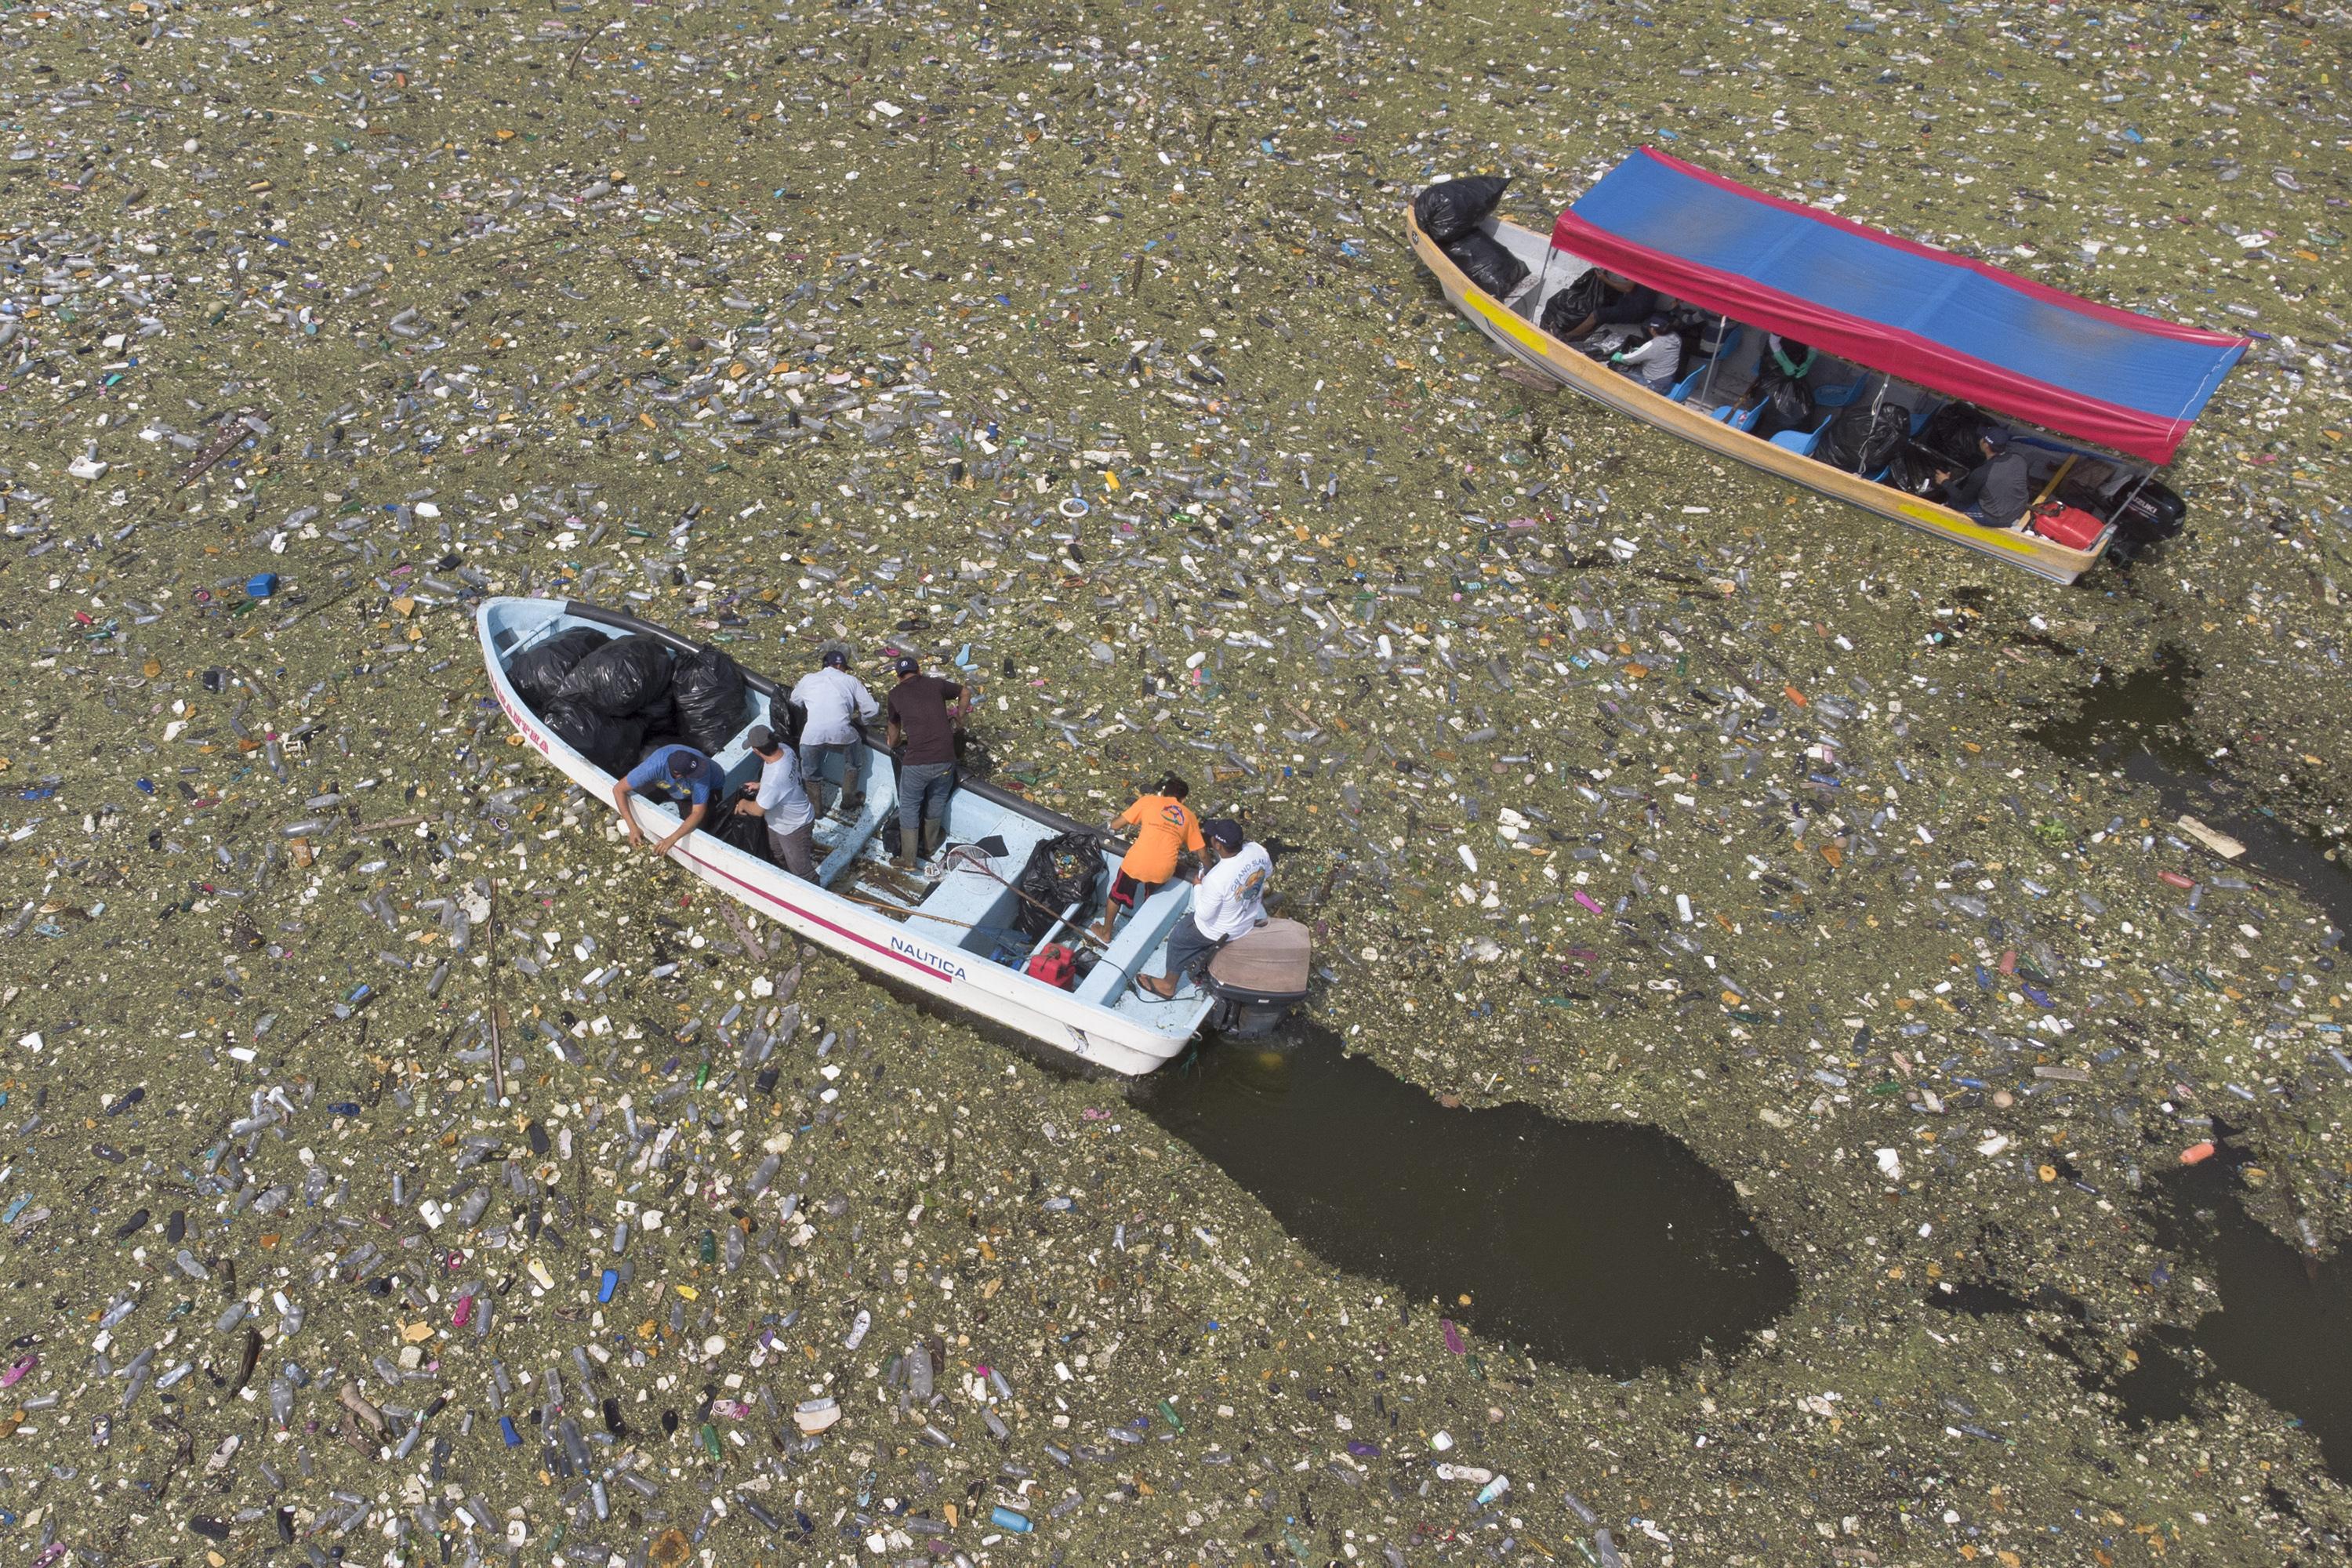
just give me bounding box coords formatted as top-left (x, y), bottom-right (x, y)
top-left (1406, 149), bottom-right (2251, 584)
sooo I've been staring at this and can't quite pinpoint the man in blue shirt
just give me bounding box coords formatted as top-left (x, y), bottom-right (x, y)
top-left (613, 745), bottom-right (717, 857)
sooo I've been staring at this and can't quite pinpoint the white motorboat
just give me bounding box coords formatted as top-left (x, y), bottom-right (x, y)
top-left (477, 597), bottom-right (1302, 1075)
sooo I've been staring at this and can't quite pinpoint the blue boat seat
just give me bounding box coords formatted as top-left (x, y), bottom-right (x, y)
top-left (815, 762), bottom-right (895, 887)
top-left (1769, 412), bottom-right (1839, 459)
top-left (1073, 879), bottom-right (1196, 1006)
top-left (1811, 376), bottom-right (1870, 410)
top-left (898, 863), bottom-right (1015, 950)
top-left (1728, 401), bottom-right (1766, 434)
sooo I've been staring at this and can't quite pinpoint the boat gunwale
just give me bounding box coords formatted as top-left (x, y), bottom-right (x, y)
top-left (1404, 204), bottom-right (2118, 585)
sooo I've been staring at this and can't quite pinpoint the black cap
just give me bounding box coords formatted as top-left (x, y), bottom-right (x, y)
top-left (822, 649), bottom-right (849, 670)
top-left (894, 655), bottom-right (920, 677)
top-left (746, 725), bottom-right (779, 753)
top-left (1203, 818), bottom-right (1244, 851)
top-left (666, 749), bottom-right (706, 779)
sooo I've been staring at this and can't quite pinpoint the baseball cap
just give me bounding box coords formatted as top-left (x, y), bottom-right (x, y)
top-left (894, 655), bottom-right (920, 677)
top-left (822, 648), bottom-right (849, 670)
top-left (1981, 429), bottom-right (2013, 451)
top-left (1643, 314), bottom-right (1671, 334)
top-left (745, 725), bottom-right (778, 752)
top-left (1202, 818), bottom-right (1244, 851)
top-left (666, 749), bottom-right (706, 779)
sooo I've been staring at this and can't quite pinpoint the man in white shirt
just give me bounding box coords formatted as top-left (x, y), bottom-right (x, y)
top-left (731, 724), bottom-right (816, 878)
top-left (789, 648), bottom-right (880, 817)
top-left (1138, 818), bottom-right (1272, 999)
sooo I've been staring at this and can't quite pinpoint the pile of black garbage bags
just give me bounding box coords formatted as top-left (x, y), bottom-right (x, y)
top-left (1414, 176), bottom-right (1527, 299)
top-left (509, 628), bottom-right (750, 774)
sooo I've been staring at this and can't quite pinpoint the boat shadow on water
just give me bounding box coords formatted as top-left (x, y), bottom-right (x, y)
top-left (1135, 1023), bottom-right (1798, 1377)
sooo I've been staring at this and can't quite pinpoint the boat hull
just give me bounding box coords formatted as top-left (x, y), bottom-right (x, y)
top-left (477, 599), bottom-right (1208, 1076)
top-left (1406, 209), bottom-right (2109, 586)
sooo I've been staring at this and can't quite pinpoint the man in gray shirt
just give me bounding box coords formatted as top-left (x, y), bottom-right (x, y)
top-left (789, 649), bottom-right (879, 818)
top-left (1936, 429), bottom-right (2031, 529)
top-left (732, 724), bottom-right (816, 879)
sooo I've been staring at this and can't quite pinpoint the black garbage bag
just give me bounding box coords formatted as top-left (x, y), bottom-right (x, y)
top-left (1442, 231), bottom-right (1528, 299)
top-left (711, 793), bottom-right (779, 866)
top-left (508, 627), bottom-right (607, 713)
top-left (1917, 401), bottom-right (1990, 466)
top-left (1012, 831), bottom-right (1104, 939)
top-left (556, 633), bottom-right (673, 717)
top-left (761, 696), bottom-right (807, 750)
top-left (541, 699), bottom-right (647, 774)
top-left (634, 695), bottom-right (688, 759)
top-left (1414, 176), bottom-right (1509, 245)
top-left (1853, 403), bottom-right (1914, 475)
top-left (1749, 375), bottom-right (1815, 441)
top-left (1575, 325), bottom-right (1642, 363)
top-left (671, 646), bottom-right (750, 754)
top-left (1822, 402), bottom-right (1911, 474)
top-left (1538, 272), bottom-right (1610, 339)
top-left (1874, 441), bottom-right (1945, 496)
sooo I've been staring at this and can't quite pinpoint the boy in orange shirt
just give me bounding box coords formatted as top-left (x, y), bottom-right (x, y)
top-left (1093, 775), bottom-right (1204, 942)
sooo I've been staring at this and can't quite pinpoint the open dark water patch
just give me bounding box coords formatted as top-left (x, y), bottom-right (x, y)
top-left (1137, 1025), bottom-right (1797, 1376)
top-left (2107, 1138), bottom-right (2352, 1480)
top-left (2031, 648), bottom-right (2352, 932)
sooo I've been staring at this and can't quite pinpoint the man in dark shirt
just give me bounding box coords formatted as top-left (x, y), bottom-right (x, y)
top-left (1936, 430), bottom-right (2031, 529)
top-left (1550, 271), bottom-right (1660, 345)
top-left (884, 655), bottom-right (964, 869)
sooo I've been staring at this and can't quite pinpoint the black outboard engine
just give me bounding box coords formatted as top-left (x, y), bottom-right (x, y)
top-left (1205, 919), bottom-right (1312, 1037)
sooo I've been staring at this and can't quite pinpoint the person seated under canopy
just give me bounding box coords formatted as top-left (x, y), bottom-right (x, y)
top-left (1551, 270), bottom-right (1658, 344)
top-left (1935, 429), bottom-right (2031, 530)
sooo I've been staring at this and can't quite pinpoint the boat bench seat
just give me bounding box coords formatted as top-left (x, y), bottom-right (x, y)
top-left (899, 866), bottom-right (1014, 950)
top-left (816, 764), bottom-right (895, 888)
top-left (1073, 880), bottom-right (1194, 1005)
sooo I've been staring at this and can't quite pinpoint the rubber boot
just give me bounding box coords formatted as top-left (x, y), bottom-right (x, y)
top-left (920, 818), bottom-right (944, 862)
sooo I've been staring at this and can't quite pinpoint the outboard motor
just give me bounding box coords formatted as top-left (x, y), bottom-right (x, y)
top-left (1205, 919), bottom-right (1312, 1037)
